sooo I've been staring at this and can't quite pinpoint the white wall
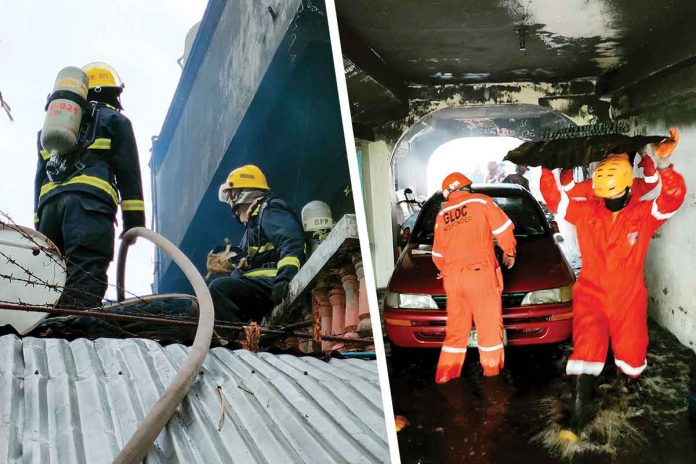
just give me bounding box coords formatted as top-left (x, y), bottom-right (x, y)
top-left (644, 124), bottom-right (696, 353)
top-left (361, 140), bottom-right (395, 288)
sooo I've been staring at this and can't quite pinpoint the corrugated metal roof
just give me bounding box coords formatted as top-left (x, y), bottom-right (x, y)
top-left (0, 335), bottom-right (389, 463)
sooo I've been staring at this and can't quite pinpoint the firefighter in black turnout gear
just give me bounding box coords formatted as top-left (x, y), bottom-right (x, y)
top-left (34, 63), bottom-right (145, 309)
top-left (209, 165), bottom-right (305, 323)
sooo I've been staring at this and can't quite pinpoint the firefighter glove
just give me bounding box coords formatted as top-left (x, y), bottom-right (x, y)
top-left (653, 127), bottom-right (679, 168)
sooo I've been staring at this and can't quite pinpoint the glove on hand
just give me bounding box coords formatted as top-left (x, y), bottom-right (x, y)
top-left (503, 254), bottom-right (515, 269)
top-left (653, 127), bottom-right (679, 169)
top-left (272, 281), bottom-right (290, 305)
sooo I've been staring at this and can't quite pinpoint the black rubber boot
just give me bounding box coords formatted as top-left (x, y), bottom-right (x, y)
top-left (570, 374), bottom-right (595, 434)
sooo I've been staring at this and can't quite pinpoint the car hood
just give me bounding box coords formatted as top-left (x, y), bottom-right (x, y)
top-left (389, 237), bottom-right (574, 295)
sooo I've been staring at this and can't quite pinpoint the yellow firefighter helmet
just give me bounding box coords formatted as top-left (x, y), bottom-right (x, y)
top-left (223, 165), bottom-right (270, 192)
top-left (592, 154), bottom-right (634, 198)
top-left (82, 62), bottom-right (124, 90)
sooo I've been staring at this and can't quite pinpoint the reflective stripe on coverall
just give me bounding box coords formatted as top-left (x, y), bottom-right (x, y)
top-left (540, 166), bottom-right (686, 377)
top-left (431, 190), bottom-right (516, 382)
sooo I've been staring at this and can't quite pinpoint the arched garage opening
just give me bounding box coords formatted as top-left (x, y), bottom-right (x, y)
top-left (369, 104), bottom-right (579, 287)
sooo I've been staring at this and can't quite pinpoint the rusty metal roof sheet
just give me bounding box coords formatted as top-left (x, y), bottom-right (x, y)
top-left (0, 335), bottom-right (389, 463)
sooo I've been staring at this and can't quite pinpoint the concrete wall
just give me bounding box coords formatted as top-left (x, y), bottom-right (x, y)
top-left (375, 79), bottom-right (605, 147)
top-left (361, 80), bottom-right (604, 288)
top-left (153, 1), bottom-right (353, 293)
top-left (642, 125), bottom-right (696, 353)
top-left (359, 140), bottom-right (395, 288)
top-left (154, 0), bottom-right (301, 276)
top-left (611, 67), bottom-right (696, 352)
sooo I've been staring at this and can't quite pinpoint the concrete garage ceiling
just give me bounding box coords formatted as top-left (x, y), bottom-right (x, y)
top-left (337, 0), bottom-right (696, 129)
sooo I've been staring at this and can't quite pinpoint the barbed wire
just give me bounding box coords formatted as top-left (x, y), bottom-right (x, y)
top-left (0, 299), bottom-right (371, 345)
top-left (0, 211), bottom-right (149, 307)
top-left (0, 212), bottom-right (373, 346)
top-left (0, 235), bottom-right (121, 309)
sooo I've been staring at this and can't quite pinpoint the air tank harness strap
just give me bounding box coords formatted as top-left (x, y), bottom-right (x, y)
top-left (44, 89), bottom-right (90, 112)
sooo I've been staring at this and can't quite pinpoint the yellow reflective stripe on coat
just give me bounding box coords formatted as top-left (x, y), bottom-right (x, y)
top-left (40, 138), bottom-right (111, 159)
top-left (40, 174), bottom-right (119, 205)
top-left (34, 212), bottom-right (39, 224)
top-left (121, 199), bottom-right (145, 211)
top-left (243, 268), bottom-right (278, 278)
top-left (278, 256), bottom-right (301, 269)
top-left (249, 242), bottom-right (275, 254)
top-left (87, 138), bottom-right (111, 150)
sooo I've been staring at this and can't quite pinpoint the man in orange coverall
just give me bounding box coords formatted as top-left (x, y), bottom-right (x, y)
top-left (559, 152), bottom-right (659, 200)
top-left (432, 172), bottom-right (517, 384)
top-left (540, 128), bottom-right (686, 435)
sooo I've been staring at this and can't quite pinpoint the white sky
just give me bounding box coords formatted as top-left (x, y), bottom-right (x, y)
top-left (0, 0), bottom-right (208, 299)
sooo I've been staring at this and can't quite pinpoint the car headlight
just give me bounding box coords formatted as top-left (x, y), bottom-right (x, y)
top-left (520, 285), bottom-right (572, 306)
top-left (384, 291), bottom-right (439, 309)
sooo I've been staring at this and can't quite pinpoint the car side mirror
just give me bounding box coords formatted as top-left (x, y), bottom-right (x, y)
top-left (399, 226), bottom-right (411, 246)
top-left (550, 220), bottom-right (560, 234)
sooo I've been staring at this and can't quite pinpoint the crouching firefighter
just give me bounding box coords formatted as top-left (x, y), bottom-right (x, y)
top-left (34, 63), bottom-right (145, 309)
top-left (539, 128), bottom-right (686, 440)
top-left (432, 173), bottom-right (516, 383)
top-left (209, 165), bottom-right (305, 323)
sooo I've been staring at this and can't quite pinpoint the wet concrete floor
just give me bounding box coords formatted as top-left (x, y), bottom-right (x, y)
top-left (389, 320), bottom-right (696, 464)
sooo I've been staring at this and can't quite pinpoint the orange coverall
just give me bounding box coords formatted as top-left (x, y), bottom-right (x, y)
top-left (559, 154), bottom-right (659, 200)
top-left (432, 190), bottom-right (517, 382)
top-left (540, 166), bottom-right (686, 377)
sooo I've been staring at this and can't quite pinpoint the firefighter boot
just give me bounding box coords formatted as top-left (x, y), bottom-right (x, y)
top-left (559, 374), bottom-right (595, 442)
top-left (570, 374), bottom-right (595, 434)
top-left (435, 350), bottom-right (466, 384)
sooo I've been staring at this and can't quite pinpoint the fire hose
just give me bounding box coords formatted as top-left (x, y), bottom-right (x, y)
top-left (112, 227), bottom-right (214, 464)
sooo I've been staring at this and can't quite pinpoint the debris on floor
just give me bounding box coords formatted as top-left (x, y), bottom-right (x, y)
top-left (390, 319), bottom-right (696, 463)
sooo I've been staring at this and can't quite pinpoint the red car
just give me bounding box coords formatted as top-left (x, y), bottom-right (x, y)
top-left (385, 183), bottom-right (575, 348)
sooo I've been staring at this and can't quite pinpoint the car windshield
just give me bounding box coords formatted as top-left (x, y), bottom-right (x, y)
top-left (412, 192), bottom-right (548, 243)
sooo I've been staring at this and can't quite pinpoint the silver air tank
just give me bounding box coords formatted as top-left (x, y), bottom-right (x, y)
top-left (302, 200), bottom-right (334, 256)
top-left (40, 66), bottom-right (89, 156)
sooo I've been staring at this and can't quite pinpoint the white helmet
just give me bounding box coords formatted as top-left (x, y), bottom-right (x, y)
top-left (301, 201), bottom-right (333, 232)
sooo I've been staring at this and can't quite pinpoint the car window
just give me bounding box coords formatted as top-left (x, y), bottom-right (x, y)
top-left (412, 193), bottom-right (548, 243)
